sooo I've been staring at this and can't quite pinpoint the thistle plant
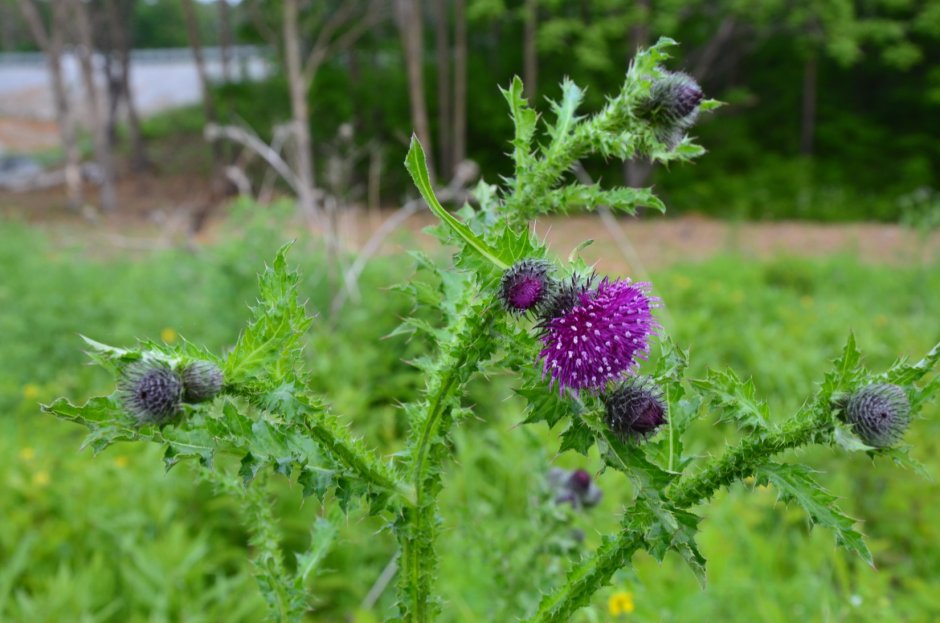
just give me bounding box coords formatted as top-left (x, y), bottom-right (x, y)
top-left (44, 39), bottom-right (940, 622)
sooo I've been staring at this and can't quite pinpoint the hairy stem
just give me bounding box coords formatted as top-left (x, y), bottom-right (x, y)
top-left (396, 300), bottom-right (498, 621)
top-left (526, 406), bottom-right (832, 623)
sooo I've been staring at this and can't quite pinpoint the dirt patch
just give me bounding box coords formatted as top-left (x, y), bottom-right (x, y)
top-left (2, 180), bottom-right (938, 271)
top-left (0, 117), bottom-right (60, 153)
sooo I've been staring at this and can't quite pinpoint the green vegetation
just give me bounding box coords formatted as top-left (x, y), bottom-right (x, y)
top-left (2, 212), bottom-right (937, 621)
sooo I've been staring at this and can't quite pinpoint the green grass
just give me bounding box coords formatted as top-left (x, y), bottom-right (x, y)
top-left (1, 214), bottom-right (938, 622)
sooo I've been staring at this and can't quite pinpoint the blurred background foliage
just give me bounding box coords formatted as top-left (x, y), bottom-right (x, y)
top-left (4, 0), bottom-right (938, 221)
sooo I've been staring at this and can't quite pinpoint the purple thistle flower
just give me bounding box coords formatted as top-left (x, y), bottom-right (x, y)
top-left (538, 277), bottom-right (659, 394)
top-left (499, 259), bottom-right (555, 315)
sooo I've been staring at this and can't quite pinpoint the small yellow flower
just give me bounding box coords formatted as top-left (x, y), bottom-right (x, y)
top-left (800, 295), bottom-right (814, 308)
top-left (23, 384), bottom-right (40, 400)
top-left (114, 455), bottom-right (129, 469)
top-left (19, 447), bottom-right (36, 461)
top-left (608, 590), bottom-right (635, 616)
top-left (161, 327), bottom-right (178, 343)
top-left (32, 470), bottom-right (50, 487)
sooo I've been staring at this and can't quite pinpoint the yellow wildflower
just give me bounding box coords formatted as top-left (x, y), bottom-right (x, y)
top-left (161, 327), bottom-right (178, 343)
top-left (32, 470), bottom-right (50, 487)
top-left (114, 455), bottom-right (129, 469)
top-left (23, 384), bottom-right (40, 400)
top-left (608, 591), bottom-right (635, 616)
top-left (19, 447), bottom-right (36, 461)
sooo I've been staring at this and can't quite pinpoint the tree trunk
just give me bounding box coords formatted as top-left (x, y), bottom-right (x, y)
top-left (283, 0), bottom-right (318, 220)
top-left (396, 0), bottom-right (434, 182)
top-left (16, 0), bottom-right (84, 210)
top-left (523, 0), bottom-right (537, 100)
top-left (453, 0), bottom-right (467, 168)
top-left (624, 0), bottom-right (651, 188)
top-left (800, 52), bottom-right (817, 156)
top-left (218, 0), bottom-right (233, 83)
top-left (70, 0), bottom-right (118, 212)
top-left (432, 0), bottom-right (452, 180)
top-left (181, 0), bottom-right (221, 162)
top-left (106, 0), bottom-right (148, 170)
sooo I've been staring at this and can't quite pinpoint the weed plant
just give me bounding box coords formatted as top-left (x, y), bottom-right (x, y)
top-left (38, 40), bottom-right (940, 622)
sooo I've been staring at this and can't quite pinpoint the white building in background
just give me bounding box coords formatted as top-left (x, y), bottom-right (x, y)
top-left (0, 46), bottom-right (271, 120)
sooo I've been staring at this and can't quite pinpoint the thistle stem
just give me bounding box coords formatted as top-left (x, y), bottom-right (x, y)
top-left (395, 301), bottom-right (498, 621)
top-left (526, 407), bottom-right (832, 623)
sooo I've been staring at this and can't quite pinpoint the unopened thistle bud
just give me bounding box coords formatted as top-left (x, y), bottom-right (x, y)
top-left (499, 259), bottom-right (555, 315)
top-left (635, 71), bottom-right (704, 148)
top-left (844, 383), bottom-right (911, 448)
top-left (548, 467), bottom-right (603, 509)
top-left (119, 361), bottom-right (183, 425)
top-left (182, 360), bottom-right (224, 403)
top-left (603, 376), bottom-right (667, 441)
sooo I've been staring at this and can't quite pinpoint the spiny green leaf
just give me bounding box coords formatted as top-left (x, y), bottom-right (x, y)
top-left (754, 462), bottom-right (873, 567)
top-left (544, 184), bottom-right (666, 215)
top-left (546, 78), bottom-right (585, 142)
top-left (692, 368), bottom-right (770, 431)
top-left (224, 243), bottom-right (313, 386)
top-left (559, 417), bottom-right (594, 455)
top-left (501, 76), bottom-right (538, 172)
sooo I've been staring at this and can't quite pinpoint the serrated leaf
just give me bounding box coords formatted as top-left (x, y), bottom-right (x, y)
top-left (224, 244), bottom-right (313, 386)
top-left (545, 184), bottom-right (665, 215)
top-left (559, 417), bottom-right (595, 455)
top-left (501, 76), bottom-right (538, 171)
top-left (517, 385), bottom-right (573, 429)
top-left (634, 497), bottom-right (707, 587)
top-left (754, 462), bottom-right (873, 566)
top-left (295, 516), bottom-right (338, 582)
top-left (546, 78), bottom-right (585, 142)
top-left (692, 368), bottom-right (769, 431)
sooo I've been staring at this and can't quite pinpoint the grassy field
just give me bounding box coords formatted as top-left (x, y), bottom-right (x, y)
top-left (1, 212), bottom-right (938, 622)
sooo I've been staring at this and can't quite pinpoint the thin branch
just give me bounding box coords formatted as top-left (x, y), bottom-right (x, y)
top-left (204, 123), bottom-right (301, 194)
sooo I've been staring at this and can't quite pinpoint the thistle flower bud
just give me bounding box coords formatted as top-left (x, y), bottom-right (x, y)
top-left (548, 467), bottom-right (603, 509)
top-left (119, 361), bottom-right (183, 425)
top-left (603, 376), bottom-right (667, 441)
top-left (635, 71), bottom-right (704, 148)
top-left (499, 259), bottom-right (555, 315)
top-left (844, 383), bottom-right (911, 448)
top-left (182, 360), bottom-right (224, 403)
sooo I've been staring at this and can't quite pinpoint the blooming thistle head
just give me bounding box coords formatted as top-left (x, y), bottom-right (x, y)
top-left (118, 361), bottom-right (183, 425)
top-left (603, 376), bottom-right (667, 441)
top-left (635, 71), bottom-right (704, 148)
top-left (182, 360), bottom-right (224, 403)
top-left (499, 259), bottom-right (555, 315)
top-left (843, 383), bottom-right (911, 448)
top-left (537, 277), bottom-right (659, 395)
